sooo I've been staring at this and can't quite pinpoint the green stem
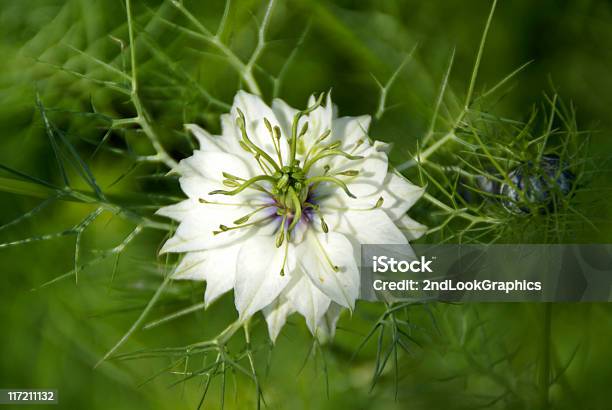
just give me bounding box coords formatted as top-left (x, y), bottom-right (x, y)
top-left (400, 132), bottom-right (457, 170)
top-left (0, 176), bottom-right (172, 231)
top-left (217, 319), bottom-right (244, 345)
top-left (422, 192), bottom-right (498, 224)
top-left (465, 0), bottom-right (497, 110)
top-left (95, 272), bottom-right (173, 368)
top-left (170, 0), bottom-right (262, 96)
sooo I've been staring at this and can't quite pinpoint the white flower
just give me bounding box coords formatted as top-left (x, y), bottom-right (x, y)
top-left (157, 91), bottom-right (425, 342)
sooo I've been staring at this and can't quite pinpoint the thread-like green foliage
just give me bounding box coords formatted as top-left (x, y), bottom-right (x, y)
top-left (0, 0), bottom-right (609, 409)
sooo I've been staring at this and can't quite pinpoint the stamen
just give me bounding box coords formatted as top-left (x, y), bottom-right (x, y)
top-left (299, 122), bottom-right (309, 137)
top-left (320, 196), bottom-right (385, 212)
top-left (327, 141), bottom-right (341, 150)
top-left (276, 214), bottom-right (287, 247)
top-left (317, 129), bottom-right (331, 143)
top-left (254, 154), bottom-right (272, 175)
top-left (264, 117), bottom-right (284, 167)
top-left (302, 129), bottom-right (332, 165)
top-left (212, 215), bottom-right (274, 235)
top-left (273, 126), bottom-right (283, 161)
top-left (239, 141), bottom-right (252, 153)
top-left (334, 170), bottom-right (359, 176)
top-left (321, 218), bottom-right (329, 233)
top-left (198, 198), bottom-right (268, 207)
top-left (233, 204), bottom-right (274, 225)
top-left (279, 237), bottom-right (290, 276)
top-left (350, 139), bottom-right (364, 154)
top-left (223, 179), bottom-right (240, 188)
top-left (306, 203), bottom-right (330, 233)
top-left (312, 231), bottom-right (340, 272)
top-left (264, 117), bottom-right (273, 134)
top-left (276, 228), bottom-right (285, 248)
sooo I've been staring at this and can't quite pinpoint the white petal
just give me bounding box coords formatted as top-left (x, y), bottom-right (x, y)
top-left (262, 297), bottom-right (294, 343)
top-left (378, 170), bottom-right (425, 220)
top-left (314, 303), bottom-right (343, 343)
top-left (315, 169), bottom-right (423, 226)
top-left (302, 93), bottom-right (334, 147)
top-left (178, 150), bottom-right (254, 182)
top-left (271, 98), bottom-right (299, 138)
top-left (234, 235), bottom-right (294, 319)
top-left (156, 199), bottom-right (199, 222)
top-left (285, 272), bottom-right (331, 333)
top-left (233, 90), bottom-right (276, 123)
top-left (179, 174), bottom-right (270, 205)
top-left (219, 113), bottom-right (241, 142)
top-left (172, 245), bottom-right (240, 306)
top-left (172, 251), bottom-right (207, 280)
top-left (395, 215), bottom-right (427, 241)
top-left (186, 124), bottom-right (231, 152)
top-left (331, 208), bottom-right (408, 245)
top-left (330, 115), bottom-right (371, 148)
top-left (298, 231), bottom-right (359, 309)
top-left (309, 141), bottom-right (388, 198)
top-left (159, 205), bottom-right (277, 253)
top-left (201, 244), bottom-right (241, 306)
top-left (341, 142), bottom-right (388, 197)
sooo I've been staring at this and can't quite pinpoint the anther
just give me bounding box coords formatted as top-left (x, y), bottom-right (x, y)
top-left (374, 197), bottom-right (384, 209)
top-left (317, 129), bottom-right (331, 143)
top-left (321, 218), bottom-right (329, 233)
top-left (299, 122), bottom-right (309, 137)
top-left (337, 170), bottom-right (359, 176)
top-left (327, 141), bottom-right (341, 150)
top-left (264, 117), bottom-right (273, 134)
top-left (234, 215), bottom-right (250, 225)
top-left (275, 229), bottom-right (285, 248)
top-left (223, 179), bottom-right (240, 187)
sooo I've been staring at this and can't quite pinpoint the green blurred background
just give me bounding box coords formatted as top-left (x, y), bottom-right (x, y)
top-left (1, 0), bottom-right (612, 409)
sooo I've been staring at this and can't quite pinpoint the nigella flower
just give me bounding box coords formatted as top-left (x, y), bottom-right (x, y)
top-left (157, 91), bottom-right (425, 342)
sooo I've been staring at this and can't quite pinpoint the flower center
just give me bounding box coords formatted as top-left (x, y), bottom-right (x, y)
top-left (205, 92), bottom-right (365, 251)
top-left (272, 164), bottom-right (308, 208)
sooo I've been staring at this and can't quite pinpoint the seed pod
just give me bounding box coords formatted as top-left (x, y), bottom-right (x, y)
top-left (499, 155), bottom-right (575, 214)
